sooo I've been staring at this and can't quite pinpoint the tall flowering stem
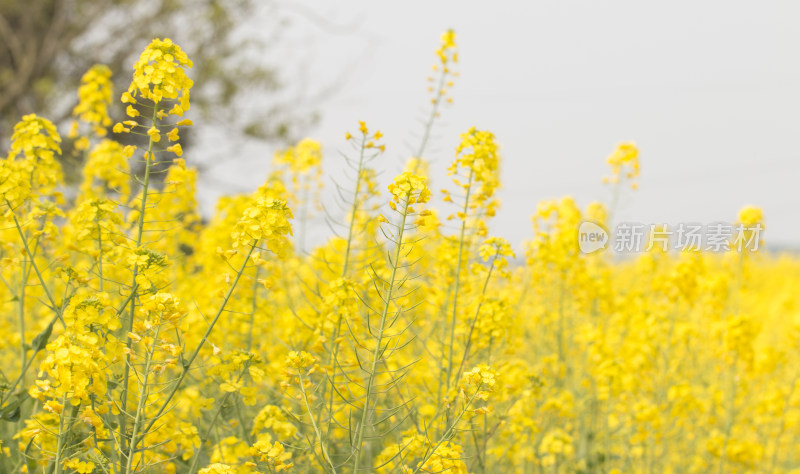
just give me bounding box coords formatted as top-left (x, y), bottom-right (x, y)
top-left (442, 128), bottom-right (500, 400)
top-left (144, 191), bottom-right (292, 436)
top-left (322, 122), bottom-right (383, 444)
top-left (111, 38), bottom-right (194, 472)
top-left (414, 30), bottom-right (458, 166)
top-left (351, 172), bottom-right (431, 472)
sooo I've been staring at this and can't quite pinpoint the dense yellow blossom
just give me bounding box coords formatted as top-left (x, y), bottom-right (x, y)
top-left (80, 139), bottom-right (133, 198)
top-left (5, 114), bottom-right (63, 201)
top-left (72, 64), bottom-right (114, 137)
top-left (127, 37), bottom-right (193, 109)
top-left (449, 127), bottom-right (501, 208)
top-left (388, 171), bottom-right (431, 205)
top-left (231, 193), bottom-right (293, 256)
top-left (605, 141), bottom-right (640, 187)
top-left (274, 138), bottom-right (322, 173)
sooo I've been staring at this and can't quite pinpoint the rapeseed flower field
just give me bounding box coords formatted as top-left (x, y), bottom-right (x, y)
top-left (0, 32), bottom-right (797, 474)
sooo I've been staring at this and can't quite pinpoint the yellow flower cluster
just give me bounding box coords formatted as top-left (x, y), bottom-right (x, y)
top-left (198, 463), bottom-right (235, 474)
top-left (436, 29), bottom-right (458, 65)
top-left (64, 458), bottom-right (96, 473)
top-left (31, 294), bottom-right (121, 408)
top-left (738, 205), bottom-right (764, 226)
top-left (445, 127), bottom-right (501, 217)
top-left (128, 247), bottom-right (169, 292)
top-left (252, 405), bottom-right (297, 439)
top-left (231, 195), bottom-right (293, 256)
top-left (417, 442), bottom-right (468, 473)
top-left (7, 114), bottom-right (63, 194)
top-left (284, 350), bottom-right (315, 370)
top-left (274, 138), bottom-right (322, 174)
top-left (249, 439), bottom-right (293, 472)
top-left (388, 171), bottom-right (432, 205)
top-left (0, 158), bottom-right (32, 212)
top-left (125, 37), bottom-right (193, 112)
top-left (142, 292), bottom-right (185, 328)
top-left (320, 278), bottom-right (360, 331)
top-left (605, 141), bottom-right (640, 187)
top-left (404, 156), bottom-right (430, 179)
top-left (460, 364), bottom-right (498, 401)
top-left (478, 236), bottom-right (515, 272)
top-left (72, 64), bottom-right (114, 137)
top-left (80, 139), bottom-right (133, 197)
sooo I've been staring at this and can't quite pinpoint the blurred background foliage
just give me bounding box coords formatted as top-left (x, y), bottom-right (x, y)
top-left (0, 0), bottom-right (325, 179)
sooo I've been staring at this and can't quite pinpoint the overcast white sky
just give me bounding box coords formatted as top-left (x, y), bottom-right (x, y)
top-left (204, 0), bottom-right (800, 251)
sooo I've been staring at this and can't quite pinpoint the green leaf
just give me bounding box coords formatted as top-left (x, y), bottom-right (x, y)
top-left (0, 392), bottom-right (29, 422)
top-left (31, 321), bottom-right (54, 353)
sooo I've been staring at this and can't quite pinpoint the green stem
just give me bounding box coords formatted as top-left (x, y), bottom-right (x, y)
top-left (298, 182), bottom-right (310, 253)
top-left (125, 323), bottom-right (162, 473)
top-left (142, 243), bottom-right (256, 436)
top-left (454, 257), bottom-right (496, 383)
top-left (187, 391), bottom-right (233, 474)
top-left (342, 133), bottom-right (368, 276)
top-left (187, 365), bottom-right (251, 474)
top-left (436, 285), bottom-right (454, 415)
top-left (352, 195), bottom-right (412, 472)
top-left (769, 373), bottom-right (799, 473)
top-left (299, 371), bottom-right (337, 473)
top-left (53, 399), bottom-right (80, 474)
top-left (412, 392), bottom-right (478, 474)
top-left (97, 217), bottom-right (104, 293)
top-left (415, 61), bottom-right (449, 162)
top-left (8, 205), bottom-right (62, 321)
top-left (718, 352), bottom-right (739, 474)
top-left (247, 266), bottom-right (260, 352)
top-left (18, 245), bottom-right (29, 379)
top-left (323, 133), bottom-right (368, 439)
top-left (445, 169), bottom-right (473, 396)
top-left (557, 273), bottom-right (566, 370)
top-left (120, 104), bottom-right (159, 472)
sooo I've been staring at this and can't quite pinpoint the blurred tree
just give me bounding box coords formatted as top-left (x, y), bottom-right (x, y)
top-left (0, 0), bottom-right (320, 151)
